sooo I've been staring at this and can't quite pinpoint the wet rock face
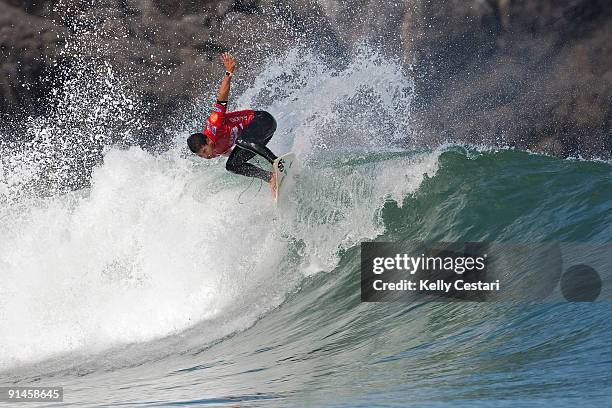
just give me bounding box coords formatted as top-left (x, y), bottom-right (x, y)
top-left (1, 0), bottom-right (610, 157)
top-left (0, 2), bottom-right (63, 116)
top-left (1, 0), bottom-right (244, 123)
top-left (402, 0), bottom-right (612, 158)
top-left (0, 0), bottom-right (334, 131)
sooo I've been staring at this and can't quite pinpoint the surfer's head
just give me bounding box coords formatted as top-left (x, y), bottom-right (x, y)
top-left (187, 133), bottom-right (214, 159)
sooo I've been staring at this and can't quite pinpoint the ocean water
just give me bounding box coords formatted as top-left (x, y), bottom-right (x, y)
top-left (0, 46), bottom-right (611, 407)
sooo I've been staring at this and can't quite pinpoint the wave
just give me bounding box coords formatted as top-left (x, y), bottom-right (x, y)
top-left (0, 45), bottom-right (423, 372)
top-left (0, 45), bottom-right (610, 407)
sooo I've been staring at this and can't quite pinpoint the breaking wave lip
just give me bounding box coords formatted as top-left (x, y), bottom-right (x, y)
top-left (0, 45), bottom-right (428, 374)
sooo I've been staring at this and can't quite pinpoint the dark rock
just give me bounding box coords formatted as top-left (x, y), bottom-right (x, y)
top-left (0, 2), bottom-right (64, 117)
top-left (404, 0), bottom-right (612, 157)
top-left (0, 0), bottom-right (610, 158)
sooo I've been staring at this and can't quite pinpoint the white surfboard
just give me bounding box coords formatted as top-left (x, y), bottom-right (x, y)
top-left (272, 152), bottom-right (298, 204)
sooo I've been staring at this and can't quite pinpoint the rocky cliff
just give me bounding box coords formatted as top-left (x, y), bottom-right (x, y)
top-left (404, 0), bottom-right (612, 157)
top-left (0, 0), bottom-right (610, 157)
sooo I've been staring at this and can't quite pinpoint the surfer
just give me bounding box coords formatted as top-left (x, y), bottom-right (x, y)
top-left (187, 52), bottom-right (279, 194)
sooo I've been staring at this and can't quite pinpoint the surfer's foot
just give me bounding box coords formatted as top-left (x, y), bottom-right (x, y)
top-left (270, 170), bottom-right (277, 199)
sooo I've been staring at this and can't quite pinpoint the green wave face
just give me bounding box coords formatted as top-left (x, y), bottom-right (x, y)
top-left (380, 148), bottom-right (611, 243)
top-left (216, 147), bottom-right (611, 407)
top-left (1, 145), bottom-right (610, 407)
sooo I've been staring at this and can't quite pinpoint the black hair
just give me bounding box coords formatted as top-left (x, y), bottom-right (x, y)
top-left (187, 133), bottom-right (208, 153)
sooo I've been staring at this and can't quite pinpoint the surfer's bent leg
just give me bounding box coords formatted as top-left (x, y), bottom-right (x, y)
top-left (225, 149), bottom-right (272, 181)
top-left (226, 111), bottom-right (278, 182)
top-left (235, 138), bottom-right (277, 164)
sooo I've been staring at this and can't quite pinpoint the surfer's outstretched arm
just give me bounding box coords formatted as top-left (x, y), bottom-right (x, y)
top-left (216, 52), bottom-right (235, 102)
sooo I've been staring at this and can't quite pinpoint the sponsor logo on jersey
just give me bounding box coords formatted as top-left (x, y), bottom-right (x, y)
top-left (228, 115), bottom-right (248, 123)
top-left (213, 106), bottom-right (222, 113)
top-left (211, 126), bottom-right (217, 136)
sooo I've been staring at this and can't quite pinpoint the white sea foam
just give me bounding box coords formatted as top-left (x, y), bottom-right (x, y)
top-left (0, 46), bottom-right (438, 372)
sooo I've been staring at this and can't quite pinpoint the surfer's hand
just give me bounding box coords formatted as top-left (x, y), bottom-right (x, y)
top-left (221, 52), bottom-right (236, 74)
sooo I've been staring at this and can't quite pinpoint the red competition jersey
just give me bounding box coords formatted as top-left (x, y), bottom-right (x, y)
top-left (203, 102), bottom-right (255, 157)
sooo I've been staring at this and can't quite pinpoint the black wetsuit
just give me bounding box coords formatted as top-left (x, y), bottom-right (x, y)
top-left (225, 111), bottom-right (278, 182)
